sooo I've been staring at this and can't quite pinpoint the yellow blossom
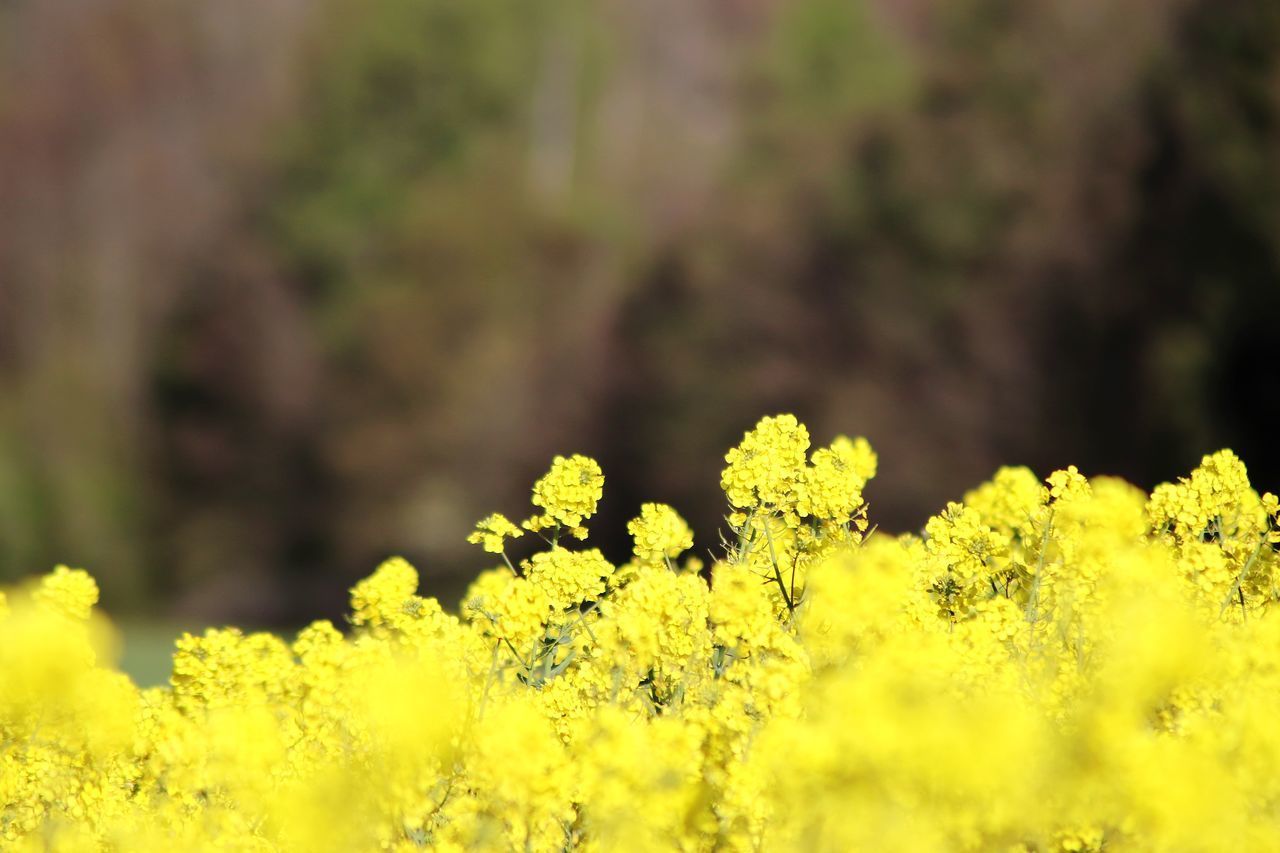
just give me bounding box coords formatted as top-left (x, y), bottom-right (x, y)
top-left (627, 502), bottom-right (694, 565)
top-left (524, 547), bottom-right (613, 610)
top-left (796, 435), bottom-right (876, 523)
top-left (33, 565), bottom-right (99, 621)
top-left (4, 418), bottom-right (1280, 852)
top-left (523, 454), bottom-right (604, 536)
top-left (721, 413), bottom-right (810, 512)
top-left (467, 512), bottom-right (523, 553)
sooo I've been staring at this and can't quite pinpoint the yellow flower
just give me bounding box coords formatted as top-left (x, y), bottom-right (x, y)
top-left (8, 417), bottom-right (1280, 852)
top-left (464, 570), bottom-right (552, 649)
top-left (627, 503), bottom-right (694, 565)
top-left (467, 512), bottom-right (524, 553)
top-left (721, 414), bottom-right (810, 512)
top-left (796, 435), bottom-right (876, 523)
top-left (1047, 465), bottom-right (1091, 505)
top-left (524, 547), bottom-right (613, 611)
top-left (523, 454), bottom-right (605, 535)
top-left (350, 556), bottom-right (423, 630)
top-left (963, 466), bottom-right (1046, 534)
top-left (33, 566), bottom-right (99, 621)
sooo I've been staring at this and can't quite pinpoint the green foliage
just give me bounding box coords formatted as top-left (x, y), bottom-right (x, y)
top-left (274, 0), bottom-right (543, 287)
top-left (2, 0), bottom-right (1280, 621)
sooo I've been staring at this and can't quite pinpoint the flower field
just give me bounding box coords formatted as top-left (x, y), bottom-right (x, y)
top-left (4, 414), bottom-right (1280, 851)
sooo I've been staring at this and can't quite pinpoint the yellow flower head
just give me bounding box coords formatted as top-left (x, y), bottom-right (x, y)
top-left (710, 561), bottom-right (784, 649)
top-left (796, 436), bottom-right (877, 522)
top-left (923, 501), bottom-right (1011, 618)
top-left (463, 568), bottom-right (553, 648)
top-left (628, 503), bottom-right (694, 565)
top-left (963, 466), bottom-right (1046, 535)
top-left (1148, 449), bottom-right (1261, 544)
top-left (524, 454), bottom-right (604, 536)
top-left (721, 414), bottom-right (810, 511)
top-left (350, 557), bottom-right (421, 630)
top-left (524, 547), bottom-right (613, 611)
top-left (467, 512), bottom-right (524, 553)
top-left (1264, 492), bottom-right (1280, 544)
top-left (1047, 465), bottom-right (1091, 505)
top-left (33, 566), bottom-right (99, 621)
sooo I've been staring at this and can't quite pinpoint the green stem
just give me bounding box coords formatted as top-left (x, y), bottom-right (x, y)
top-left (1221, 533), bottom-right (1268, 620)
top-left (1025, 510), bottom-right (1055, 625)
top-left (763, 519), bottom-right (795, 616)
top-left (476, 639), bottom-right (501, 719)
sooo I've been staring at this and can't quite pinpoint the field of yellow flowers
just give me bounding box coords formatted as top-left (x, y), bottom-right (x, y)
top-left (4, 414), bottom-right (1280, 851)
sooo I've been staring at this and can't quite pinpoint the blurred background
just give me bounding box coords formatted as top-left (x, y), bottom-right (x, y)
top-left (2, 0), bottom-right (1279, 630)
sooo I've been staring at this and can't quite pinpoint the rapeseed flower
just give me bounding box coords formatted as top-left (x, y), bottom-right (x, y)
top-left (627, 502), bottom-right (694, 566)
top-left (524, 454), bottom-right (604, 538)
top-left (3, 418), bottom-right (1280, 851)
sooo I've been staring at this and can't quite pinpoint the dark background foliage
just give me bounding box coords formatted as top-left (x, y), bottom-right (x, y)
top-left (2, 0), bottom-right (1278, 625)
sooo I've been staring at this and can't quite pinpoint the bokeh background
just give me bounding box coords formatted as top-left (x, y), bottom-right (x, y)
top-left (2, 0), bottom-right (1279, 629)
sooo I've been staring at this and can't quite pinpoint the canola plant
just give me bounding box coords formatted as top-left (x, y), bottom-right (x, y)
top-left (3, 414), bottom-right (1280, 851)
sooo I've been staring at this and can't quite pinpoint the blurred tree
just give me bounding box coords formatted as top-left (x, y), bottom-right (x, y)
top-left (0, 0), bottom-right (311, 608)
top-left (2, 0), bottom-right (1278, 622)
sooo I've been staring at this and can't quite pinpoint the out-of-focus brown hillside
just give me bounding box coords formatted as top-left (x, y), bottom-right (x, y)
top-left (2, 0), bottom-right (1278, 623)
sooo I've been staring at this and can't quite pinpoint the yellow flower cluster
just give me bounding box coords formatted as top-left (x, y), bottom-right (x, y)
top-left (796, 435), bottom-right (877, 521)
top-left (33, 565), bottom-right (100, 621)
top-left (465, 513), bottom-right (522, 554)
top-left (522, 454), bottom-right (604, 539)
top-left (627, 502), bottom-right (694, 566)
top-left (523, 548), bottom-right (613, 612)
top-left (721, 413), bottom-right (810, 512)
top-left (1147, 449), bottom-right (1278, 612)
top-left (719, 416), bottom-right (878, 621)
top-left (5, 415), bottom-right (1280, 851)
